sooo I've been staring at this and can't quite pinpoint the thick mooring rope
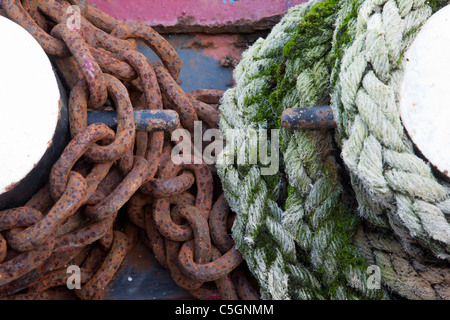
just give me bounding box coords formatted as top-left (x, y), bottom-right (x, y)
top-left (218, 1), bottom-right (384, 300)
top-left (218, 0), bottom-right (450, 300)
top-left (331, 0), bottom-right (450, 257)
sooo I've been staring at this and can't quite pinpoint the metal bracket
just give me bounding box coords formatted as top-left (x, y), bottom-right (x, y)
top-left (281, 106), bottom-right (335, 130)
top-left (87, 109), bottom-right (180, 132)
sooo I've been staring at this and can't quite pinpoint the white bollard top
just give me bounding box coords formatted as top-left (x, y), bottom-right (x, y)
top-left (400, 5), bottom-right (450, 179)
top-left (0, 16), bottom-right (60, 194)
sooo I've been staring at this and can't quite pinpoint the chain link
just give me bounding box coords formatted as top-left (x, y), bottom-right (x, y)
top-left (0, 0), bottom-right (259, 300)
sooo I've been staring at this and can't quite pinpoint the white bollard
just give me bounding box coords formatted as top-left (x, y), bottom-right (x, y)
top-left (400, 5), bottom-right (450, 181)
top-left (0, 15), bottom-right (69, 209)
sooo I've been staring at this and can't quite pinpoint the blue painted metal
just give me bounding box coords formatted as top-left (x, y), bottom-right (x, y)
top-left (104, 34), bottom-right (233, 300)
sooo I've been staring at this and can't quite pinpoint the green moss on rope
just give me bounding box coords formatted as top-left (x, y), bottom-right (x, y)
top-left (242, 0), bottom-right (341, 130)
top-left (270, 0), bottom-right (339, 115)
top-left (221, 0), bottom-right (392, 300)
top-left (243, 62), bottom-right (284, 129)
top-left (330, 0), bottom-right (359, 88)
top-left (283, 0), bottom-right (339, 58)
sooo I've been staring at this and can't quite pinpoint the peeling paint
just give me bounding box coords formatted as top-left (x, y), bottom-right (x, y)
top-left (89, 0), bottom-right (308, 33)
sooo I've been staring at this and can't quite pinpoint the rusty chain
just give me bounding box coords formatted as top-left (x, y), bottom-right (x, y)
top-left (0, 0), bottom-right (259, 300)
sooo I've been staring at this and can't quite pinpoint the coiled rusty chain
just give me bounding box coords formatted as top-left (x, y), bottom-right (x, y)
top-left (0, 0), bottom-right (259, 300)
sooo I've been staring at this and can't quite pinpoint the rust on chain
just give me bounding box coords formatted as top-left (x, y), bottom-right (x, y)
top-left (127, 191), bottom-right (153, 230)
top-left (123, 218), bottom-right (140, 253)
top-left (25, 184), bottom-right (54, 213)
top-left (80, 245), bottom-right (107, 275)
top-left (141, 171), bottom-right (195, 198)
top-left (115, 54), bottom-right (167, 181)
top-left (54, 56), bottom-right (83, 90)
top-left (209, 194), bottom-right (235, 254)
top-left (0, 292), bottom-right (52, 300)
top-left (144, 206), bottom-right (168, 269)
top-left (85, 190), bottom-right (105, 205)
top-left (2, 0), bottom-right (70, 56)
top-left (86, 74), bottom-right (136, 162)
top-left (98, 223), bottom-right (115, 251)
top-left (168, 191), bottom-right (196, 207)
top-left (28, 268), bottom-right (93, 294)
top-left (0, 207), bottom-right (44, 232)
top-left (0, 248), bottom-right (87, 296)
top-left (85, 4), bottom-right (118, 33)
top-left (53, 211), bottom-right (87, 237)
top-left (0, 0), bottom-right (255, 300)
top-left (90, 47), bottom-right (137, 82)
top-left (85, 18), bottom-right (138, 53)
top-left (151, 156), bottom-right (213, 242)
top-left (68, 76), bottom-right (136, 162)
top-left (0, 246), bottom-right (86, 295)
top-left (7, 172), bottom-right (87, 252)
top-left (118, 135), bottom-right (136, 176)
top-left (0, 248), bottom-right (87, 295)
top-left (49, 123), bottom-right (115, 200)
top-left (178, 240), bottom-right (243, 283)
top-left (160, 155), bottom-right (214, 219)
top-left (53, 214), bottom-right (116, 253)
top-left (0, 237), bottom-right (54, 287)
top-left (0, 268), bottom-right (43, 297)
top-left (68, 81), bottom-right (91, 137)
top-left (172, 205), bottom-right (211, 264)
top-left (144, 131), bottom-right (164, 181)
top-left (0, 235), bottom-right (6, 264)
top-left (40, 247), bottom-right (86, 274)
top-left (95, 166), bottom-right (124, 199)
top-left (51, 23), bottom-right (108, 109)
top-left (84, 161), bottom-right (114, 203)
top-left (111, 21), bottom-right (182, 80)
top-left (190, 99), bottom-right (220, 129)
top-left (152, 63), bottom-right (198, 133)
top-left (188, 89), bottom-right (224, 105)
top-left (38, 0), bottom-right (137, 52)
top-left (35, 0), bottom-right (66, 22)
top-left (21, 0), bottom-right (47, 32)
top-left (85, 157), bottom-right (150, 222)
top-left (231, 269), bottom-right (260, 300)
top-left (117, 50), bottom-right (163, 110)
top-left (76, 231), bottom-right (129, 300)
top-left (212, 246), bottom-right (238, 300)
top-left (152, 197), bottom-right (193, 242)
top-left (158, 140), bottom-right (173, 168)
top-left (165, 240), bottom-right (203, 291)
top-left (135, 132), bottom-right (149, 158)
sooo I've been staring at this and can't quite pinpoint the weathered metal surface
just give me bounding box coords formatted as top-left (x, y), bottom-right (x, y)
top-left (0, 0), bottom-right (260, 301)
top-left (209, 194), bottom-right (234, 254)
top-left (178, 240), bottom-right (243, 282)
top-left (281, 106), bottom-right (336, 130)
top-left (87, 110), bottom-right (180, 132)
top-left (90, 0), bottom-right (307, 34)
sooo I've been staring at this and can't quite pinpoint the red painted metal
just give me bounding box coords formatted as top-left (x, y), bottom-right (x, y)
top-left (90, 0), bottom-right (307, 33)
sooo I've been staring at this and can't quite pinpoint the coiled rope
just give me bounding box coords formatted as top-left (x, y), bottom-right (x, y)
top-left (218, 0), bottom-right (450, 300)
